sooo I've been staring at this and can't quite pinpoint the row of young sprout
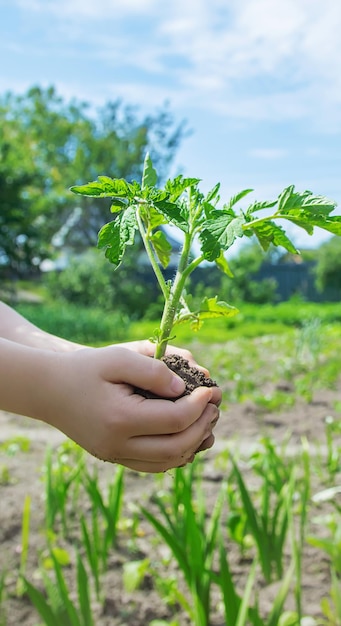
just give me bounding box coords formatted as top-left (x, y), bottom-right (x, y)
top-left (1, 423), bottom-right (341, 626)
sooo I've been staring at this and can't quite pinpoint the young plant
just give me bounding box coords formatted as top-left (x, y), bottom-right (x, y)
top-left (141, 460), bottom-right (225, 626)
top-left (71, 154), bottom-right (340, 360)
top-left (23, 550), bottom-right (95, 626)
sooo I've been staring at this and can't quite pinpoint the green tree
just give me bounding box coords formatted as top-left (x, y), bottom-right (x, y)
top-left (220, 242), bottom-right (279, 303)
top-left (315, 236), bottom-right (341, 294)
top-left (46, 248), bottom-right (158, 318)
top-left (0, 86), bottom-right (186, 277)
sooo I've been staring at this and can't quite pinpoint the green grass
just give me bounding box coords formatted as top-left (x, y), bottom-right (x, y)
top-left (12, 299), bottom-right (341, 347)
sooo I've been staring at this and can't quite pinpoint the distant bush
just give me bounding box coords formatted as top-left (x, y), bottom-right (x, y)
top-left (15, 301), bottom-right (131, 345)
top-left (44, 250), bottom-right (157, 319)
top-left (315, 236), bottom-right (341, 295)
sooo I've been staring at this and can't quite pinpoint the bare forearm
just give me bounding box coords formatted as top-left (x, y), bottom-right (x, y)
top-left (0, 301), bottom-right (81, 352)
top-left (0, 337), bottom-right (59, 420)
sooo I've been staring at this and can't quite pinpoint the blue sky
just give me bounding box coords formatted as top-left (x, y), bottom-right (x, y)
top-left (1, 0), bottom-right (341, 251)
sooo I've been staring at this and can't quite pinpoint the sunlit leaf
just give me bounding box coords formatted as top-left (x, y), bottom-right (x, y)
top-left (205, 182), bottom-right (221, 204)
top-left (71, 177), bottom-right (130, 198)
top-left (152, 198), bottom-right (189, 232)
top-left (123, 559), bottom-right (150, 593)
top-left (165, 175), bottom-right (201, 201)
top-left (97, 206), bottom-right (137, 268)
top-left (214, 250), bottom-right (234, 276)
top-left (200, 212), bottom-right (245, 260)
top-left (42, 547), bottom-right (71, 570)
top-left (244, 220), bottom-right (298, 253)
top-left (142, 152), bottom-right (157, 189)
top-left (278, 186), bottom-right (337, 216)
top-left (175, 296), bottom-right (239, 330)
top-left (150, 230), bottom-right (173, 268)
top-left (225, 188), bottom-right (254, 210)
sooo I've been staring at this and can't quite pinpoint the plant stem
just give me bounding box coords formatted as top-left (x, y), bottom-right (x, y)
top-left (154, 231), bottom-right (194, 359)
top-left (242, 212), bottom-right (288, 230)
top-left (136, 207), bottom-right (168, 300)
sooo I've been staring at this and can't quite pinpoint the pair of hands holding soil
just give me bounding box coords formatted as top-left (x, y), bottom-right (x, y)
top-left (0, 302), bottom-right (221, 473)
top-left (51, 342), bottom-right (221, 473)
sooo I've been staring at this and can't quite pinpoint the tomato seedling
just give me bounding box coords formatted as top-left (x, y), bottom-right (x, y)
top-left (71, 154), bottom-right (340, 360)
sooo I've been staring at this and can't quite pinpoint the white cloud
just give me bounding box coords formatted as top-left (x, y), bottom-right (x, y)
top-left (6, 0), bottom-right (341, 128)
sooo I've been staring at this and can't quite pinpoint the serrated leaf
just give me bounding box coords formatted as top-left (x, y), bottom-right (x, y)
top-left (150, 230), bottom-right (173, 268)
top-left (110, 197), bottom-right (129, 213)
top-left (245, 220), bottom-right (298, 253)
top-left (200, 211), bottom-right (245, 261)
top-left (70, 177), bottom-right (131, 198)
top-left (278, 186), bottom-right (337, 217)
top-left (165, 175), bottom-right (201, 201)
top-left (97, 206), bottom-right (137, 268)
top-left (142, 152), bottom-right (157, 189)
top-left (140, 204), bottom-right (167, 229)
top-left (152, 198), bottom-right (189, 232)
top-left (175, 296), bottom-right (239, 331)
top-left (226, 189), bottom-right (254, 210)
top-left (205, 182), bottom-right (221, 204)
top-left (245, 199), bottom-right (278, 216)
top-left (285, 214), bottom-right (341, 236)
top-left (215, 250), bottom-right (234, 277)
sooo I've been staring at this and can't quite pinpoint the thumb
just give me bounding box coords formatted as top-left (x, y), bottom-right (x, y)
top-left (102, 347), bottom-right (186, 398)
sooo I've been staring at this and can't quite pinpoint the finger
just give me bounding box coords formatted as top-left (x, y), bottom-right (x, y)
top-left (111, 457), bottom-right (193, 473)
top-left (210, 386), bottom-right (222, 407)
top-left (123, 386), bottom-right (214, 437)
top-left (103, 347), bottom-right (186, 398)
top-left (196, 433), bottom-right (215, 453)
top-left (125, 401), bottom-right (219, 461)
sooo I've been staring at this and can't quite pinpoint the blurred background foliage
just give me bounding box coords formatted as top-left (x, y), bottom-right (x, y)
top-left (1, 84), bottom-right (341, 342)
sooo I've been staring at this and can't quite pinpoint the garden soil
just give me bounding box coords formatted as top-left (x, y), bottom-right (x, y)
top-left (1, 347), bottom-right (341, 625)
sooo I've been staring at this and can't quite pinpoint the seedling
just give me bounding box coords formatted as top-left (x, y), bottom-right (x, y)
top-left (71, 154), bottom-right (340, 360)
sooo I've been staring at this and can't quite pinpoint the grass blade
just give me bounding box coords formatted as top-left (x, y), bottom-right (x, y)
top-left (23, 578), bottom-right (60, 626)
top-left (76, 552), bottom-right (94, 626)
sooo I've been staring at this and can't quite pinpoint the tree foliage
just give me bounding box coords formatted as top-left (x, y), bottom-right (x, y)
top-left (315, 236), bottom-right (341, 294)
top-left (0, 86), bottom-right (186, 276)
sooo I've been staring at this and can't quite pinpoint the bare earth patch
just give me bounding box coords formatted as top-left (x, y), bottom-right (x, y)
top-left (1, 367), bottom-right (341, 625)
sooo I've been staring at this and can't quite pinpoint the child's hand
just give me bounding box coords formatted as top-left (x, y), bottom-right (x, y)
top-left (40, 346), bottom-right (220, 473)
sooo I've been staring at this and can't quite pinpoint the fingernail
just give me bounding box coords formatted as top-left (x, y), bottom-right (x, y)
top-left (171, 375), bottom-right (185, 395)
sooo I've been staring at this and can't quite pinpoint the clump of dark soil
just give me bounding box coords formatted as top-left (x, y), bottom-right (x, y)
top-left (136, 354), bottom-right (217, 399)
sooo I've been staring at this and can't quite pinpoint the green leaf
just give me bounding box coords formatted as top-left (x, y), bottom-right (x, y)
top-left (200, 211), bottom-right (245, 261)
top-left (42, 547), bottom-right (71, 570)
top-left (150, 230), bottom-right (173, 268)
top-left (278, 186), bottom-right (337, 217)
top-left (152, 198), bottom-right (189, 232)
top-left (23, 578), bottom-right (61, 626)
top-left (245, 199), bottom-right (278, 215)
top-left (214, 250), bottom-right (234, 277)
top-left (70, 177), bottom-right (130, 198)
top-left (142, 152), bottom-right (157, 189)
top-left (144, 205), bottom-right (168, 229)
top-left (175, 296), bottom-right (239, 331)
top-left (205, 182), bottom-right (221, 204)
top-left (123, 559), bottom-right (150, 593)
top-left (286, 214), bottom-right (341, 237)
top-left (165, 175), bottom-right (201, 201)
top-left (97, 206), bottom-right (137, 268)
top-left (76, 552), bottom-right (94, 626)
top-left (245, 220), bottom-right (298, 253)
top-left (225, 188), bottom-right (254, 210)
top-left (110, 197), bottom-right (128, 213)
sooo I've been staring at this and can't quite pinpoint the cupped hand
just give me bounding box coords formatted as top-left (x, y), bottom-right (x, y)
top-left (44, 346), bottom-right (221, 473)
